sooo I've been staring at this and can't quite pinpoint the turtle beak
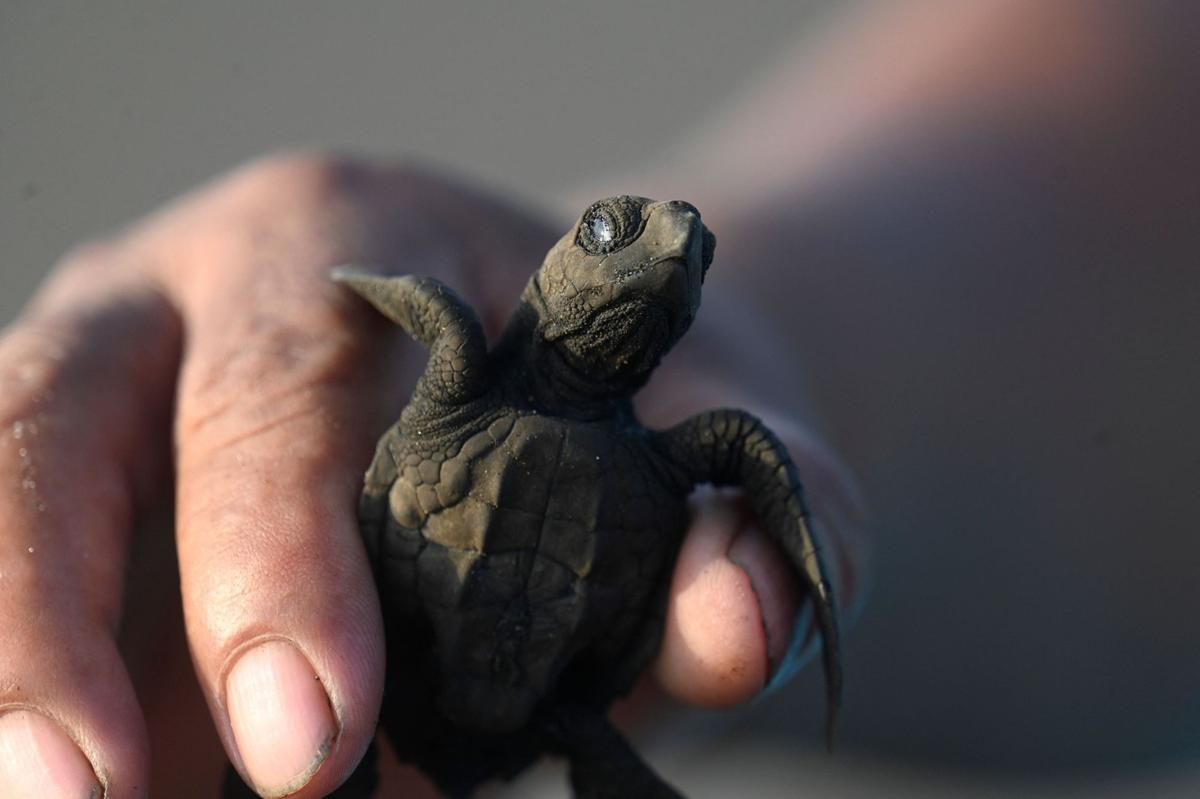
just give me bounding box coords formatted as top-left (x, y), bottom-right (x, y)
top-left (638, 201), bottom-right (706, 337)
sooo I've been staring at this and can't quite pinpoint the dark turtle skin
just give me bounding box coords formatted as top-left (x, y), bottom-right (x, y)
top-left (225, 197), bottom-right (840, 799)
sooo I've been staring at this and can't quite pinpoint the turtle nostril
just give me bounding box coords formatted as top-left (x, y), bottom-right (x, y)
top-left (667, 200), bottom-right (701, 217)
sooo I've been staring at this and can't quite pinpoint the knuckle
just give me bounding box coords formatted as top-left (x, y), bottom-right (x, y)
top-left (16, 238), bottom-right (125, 322)
top-left (225, 150), bottom-right (365, 208)
top-left (0, 325), bottom-right (74, 428)
top-left (55, 238), bottom-right (120, 277)
top-left (176, 321), bottom-right (357, 453)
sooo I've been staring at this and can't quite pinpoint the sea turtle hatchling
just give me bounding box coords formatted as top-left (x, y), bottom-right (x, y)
top-left (290, 197), bottom-right (839, 798)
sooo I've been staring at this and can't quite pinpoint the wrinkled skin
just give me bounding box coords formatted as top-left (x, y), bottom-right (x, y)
top-left (319, 198), bottom-right (840, 798)
top-left (3, 153), bottom-right (859, 799)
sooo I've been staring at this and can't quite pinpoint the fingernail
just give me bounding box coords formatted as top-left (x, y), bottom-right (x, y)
top-left (0, 709), bottom-right (103, 799)
top-left (727, 524), bottom-right (803, 678)
top-left (226, 640), bottom-right (336, 798)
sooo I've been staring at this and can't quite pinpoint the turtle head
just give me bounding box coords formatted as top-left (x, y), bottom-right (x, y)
top-left (525, 196), bottom-right (715, 390)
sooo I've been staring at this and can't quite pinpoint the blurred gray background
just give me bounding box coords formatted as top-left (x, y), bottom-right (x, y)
top-left (5, 3), bottom-right (1200, 798)
top-left (0, 0), bottom-right (823, 322)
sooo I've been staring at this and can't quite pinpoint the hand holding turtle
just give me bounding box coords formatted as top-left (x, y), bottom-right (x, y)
top-left (0, 155), bottom-right (862, 798)
top-left (326, 196), bottom-right (847, 797)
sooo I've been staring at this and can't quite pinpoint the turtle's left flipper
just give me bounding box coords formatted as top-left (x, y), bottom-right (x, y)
top-left (332, 268), bottom-right (489, 409)
top-left (657, 408), bottom-right (842, 748)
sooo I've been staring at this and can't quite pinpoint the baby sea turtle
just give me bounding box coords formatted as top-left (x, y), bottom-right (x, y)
top-left (251, 197), bottom-right (839, 798)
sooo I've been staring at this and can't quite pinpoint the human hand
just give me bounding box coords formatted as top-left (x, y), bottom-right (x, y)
top-left (0, 154), bottom-right (864, 798)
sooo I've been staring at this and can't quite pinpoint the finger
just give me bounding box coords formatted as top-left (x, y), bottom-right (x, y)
top-left (153, 157), bottom-right (393, 798)
top-left (651, 491), bottom-right (793, 707)
top-left (0, 245), bottom-right (180, 797)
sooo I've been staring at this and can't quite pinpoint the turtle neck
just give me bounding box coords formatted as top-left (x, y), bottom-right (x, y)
top-left (492, 281), bottom-right (646, 422)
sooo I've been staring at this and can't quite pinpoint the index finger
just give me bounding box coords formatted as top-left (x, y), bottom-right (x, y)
top-left (141, 156), bottom-right (401, 798)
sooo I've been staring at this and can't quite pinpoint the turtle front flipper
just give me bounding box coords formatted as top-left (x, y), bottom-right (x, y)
top-left (656, 409), bottom-right (842, 748)
top-left (333, 269), bottom-right (488, 408)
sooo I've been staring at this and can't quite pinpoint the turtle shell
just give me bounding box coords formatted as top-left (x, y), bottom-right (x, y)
top-left (370, 408), bottom-right (689, 733)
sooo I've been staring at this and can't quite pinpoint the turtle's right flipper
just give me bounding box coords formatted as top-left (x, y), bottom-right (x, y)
top-left (657, 408), bottom-right (842, 750)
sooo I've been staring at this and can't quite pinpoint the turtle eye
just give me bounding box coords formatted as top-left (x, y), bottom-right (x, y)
top-left (577, 196), bottom-right (645, 255)
top-left (590, 214), bottom-right (616, 244)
